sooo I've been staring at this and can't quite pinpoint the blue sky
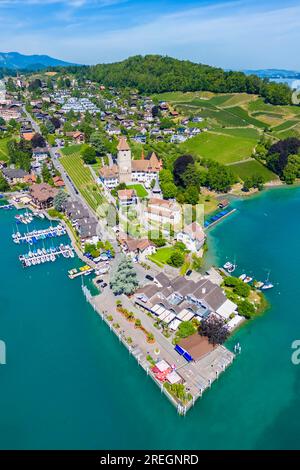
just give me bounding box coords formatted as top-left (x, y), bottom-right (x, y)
top-left (0, 0), bottom-right (299, 69)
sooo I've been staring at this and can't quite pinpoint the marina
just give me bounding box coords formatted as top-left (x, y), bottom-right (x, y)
top-left (15, 212), bottom-right (34, 225)
top-left (19, 243), bottom-right (74, 267)
top-left (12, 224), bottom-right (67, 245)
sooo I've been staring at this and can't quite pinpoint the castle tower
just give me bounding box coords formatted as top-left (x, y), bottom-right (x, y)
top-left (117, 137), bottom-right (132, 184)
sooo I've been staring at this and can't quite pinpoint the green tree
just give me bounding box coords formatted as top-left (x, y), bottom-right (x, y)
top-left (177, 321), bottom-right (196, 339)
top-left (90, 132), bottom-right (106, 156)
top-left (161, 181), bottom-right (177, 199)
top-left (81, 146), bottom-right (97, 164)
top-left (183, 185), bottom-right (199, 205)
top-left (110, 255), bottom-right (139, 295)
top-left (0, 172), bottom-right (9, 191)
top-left (53, 190), bottom-right (68, 212)
top-left (167, 250), bottom-right (184, 267)
top-left (42, 163), bottom-right (52, 183)
top-left (237, 300), bottom-right (256, 319)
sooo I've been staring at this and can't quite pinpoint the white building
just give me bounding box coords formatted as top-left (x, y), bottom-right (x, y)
top-left (144, 198), bottom-right (182, 227)
top-left (176, 222), bottom-right (206, 253)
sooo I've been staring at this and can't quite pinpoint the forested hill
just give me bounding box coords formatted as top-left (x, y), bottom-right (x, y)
top-left (58, 55), bottom-right (292, 106)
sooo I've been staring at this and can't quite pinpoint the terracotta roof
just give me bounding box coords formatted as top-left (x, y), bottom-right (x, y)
top-left (117, 136), bottom-right (130, 151)
top-left (53, 176), bottom-right (65, 187)
top-left (21, 132), bottom-right (35, 141)
top-left (23, 174), bottom-right (36, 184)
top-left (184, 222), bottom-right (205, 242)
top-left (117, 189), bottom-right (136, 200)
top-left (30, 183), bottom-right (58, 202)
top-left (132, 152), bottom-right (162, 173)
top-left (179, 334), bottom-right (216, 361)
top-left (99, 165), bottom-right (118, 179)
top-left (121, 236), bottom-right (153, 253)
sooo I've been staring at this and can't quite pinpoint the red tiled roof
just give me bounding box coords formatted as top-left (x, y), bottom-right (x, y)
top-left (117, 136), bottom-right (130, 151)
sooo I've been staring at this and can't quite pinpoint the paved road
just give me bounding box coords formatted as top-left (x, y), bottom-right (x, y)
top-left (24, 108), bottom-right (99, 225)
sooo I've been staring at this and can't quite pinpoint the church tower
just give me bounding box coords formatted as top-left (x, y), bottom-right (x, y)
top-left (117, 137), bottom-right (132, 184)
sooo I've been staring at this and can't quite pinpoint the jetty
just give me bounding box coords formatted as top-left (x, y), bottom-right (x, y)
top-left (19, 244), bottom-right (74, 268)
top-left (204, 208), bottom-right (237, 230)
top-left (12, 224), bottom-right (67, 245)
top-left (0, 203), bottom-right (14, 210)
top-left (68, 265), bottom-right (94, 279)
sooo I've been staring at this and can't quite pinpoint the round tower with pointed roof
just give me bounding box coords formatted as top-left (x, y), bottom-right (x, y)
top-left (117, 136), bottom-right (132, 184)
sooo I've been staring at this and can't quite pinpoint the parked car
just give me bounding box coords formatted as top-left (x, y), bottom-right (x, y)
top-left (186, 270), bottom-right (192, 277)
top-left (145, 274), bottom-right (154, 281)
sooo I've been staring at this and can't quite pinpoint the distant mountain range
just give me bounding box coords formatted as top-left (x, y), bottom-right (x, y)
top-left (242, 69), bottom-right (300, 79)
top-left (0, 52), bottom-right (77, 71)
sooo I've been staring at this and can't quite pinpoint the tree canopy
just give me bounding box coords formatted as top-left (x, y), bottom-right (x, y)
top-left (60, 55), bottom-right (292, 105)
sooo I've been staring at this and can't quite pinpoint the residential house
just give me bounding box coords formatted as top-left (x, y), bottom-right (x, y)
top-left (135, 274), bottom-right (239, 333)
top-left (2, 168), bottom-right (28, 185)
top-left (23, 174), bottom-right (37, 185)
top-left (99, 165), bottom-right (119, 189)
top-left (176, 222), bottom-right (206, 253)
top-left (119, 234), bottom-right (156, 262)
top-left (144, 198), bottom-right (182, 228)
top-left (65, 131), bottom-right (85, 144)
top-left (117, 189), bottom-right (137, 206)
top-left (53, 176), bottom-right (65, 188)
top-left (30, 183), bottom-right (58, 209)
top-left (21, 131), bottom-right (35, 142)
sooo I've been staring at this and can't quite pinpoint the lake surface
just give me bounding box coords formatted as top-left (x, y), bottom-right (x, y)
top-left (0, 187), bottom-right (300, 449)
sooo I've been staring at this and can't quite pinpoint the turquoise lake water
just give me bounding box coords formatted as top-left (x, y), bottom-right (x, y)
top-left (0, 187), bottom-right (300, 450)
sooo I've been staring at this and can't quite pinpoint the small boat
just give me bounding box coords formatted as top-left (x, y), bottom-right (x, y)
top-left (254, 281), bottom-right (264, 289)
top-left (261, 282), bottom-right (274, 290)
top-left (244, 276), bottom-right (253, 284)
top-left (261, 271), bottom-right (274, 290)
top-left (227, 264), bottom-right (236, 273)
top-left (223, 262), bottom-right (232, 270)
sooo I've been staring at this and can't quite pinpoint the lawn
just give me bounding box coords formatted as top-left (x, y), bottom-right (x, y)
top-left (148, 247), bottom-right (174, 267)
top-left (0, 138), bottom-right (10, 161)
top-left (127, 184), bottom-right (148, 198)
top-left (60, 147), bottom-right (104, 212)
top-left (212, 127), bottom-right (260, 139)
top-left (181, 131), bottom-right (258, 164)
top-left (271, 120), bottom-right (300, 132)
top-left (198, 194), bottom-right (219, 215)
top-left (230, 160), bottom-right (277, 182)
top-left (225, 106), bottom-right (267, 129)
top-left (219, 93), bottom-right (257, 108)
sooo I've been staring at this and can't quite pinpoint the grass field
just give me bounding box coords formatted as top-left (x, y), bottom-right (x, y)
top-left (151, 90), bottom-right (300, 182)
top-left (0, 138), bottom-right (10, 161)
top-left (272, 120), bottom-right (300, 132)
top-left (148, 247), bottom-right (174, 267)
top-left (181, 131), bottom-right (257, 164)
top-left (127, 184), bottom-right (148, 198)
top-left (230, 160), bottom-right (277, 182)
top-left (60, 147), bottom-right (103, 212)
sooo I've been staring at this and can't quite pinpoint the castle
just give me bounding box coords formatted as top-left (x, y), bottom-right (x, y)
top-left (99, 136), bottom-right (163, 190)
